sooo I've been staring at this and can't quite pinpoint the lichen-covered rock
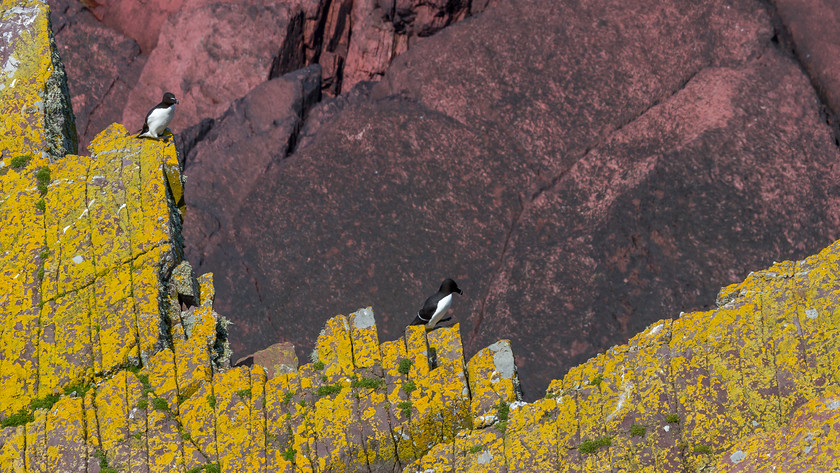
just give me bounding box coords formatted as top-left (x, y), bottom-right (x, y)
top-left (7, 2), bottom-right (840, 471)
top-left (715, 388), bottom-right (840, 471)
top-left (0, 0), bottom-right (76, 162)
top-left (1, 0), bottom-right (188, 417)
top-left (405, 240), bottom-right (840, 471)
top-left (467, 340), bottom-right (519, 428)
top-left (170, 260), bottom-right (200, 308)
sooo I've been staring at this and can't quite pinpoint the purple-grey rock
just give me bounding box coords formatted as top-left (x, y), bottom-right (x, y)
top-left (190, 0), bottom-right (840, 399)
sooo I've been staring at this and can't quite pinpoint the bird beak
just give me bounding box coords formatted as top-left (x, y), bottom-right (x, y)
top-left (457, 289), bottom-right (463, 295)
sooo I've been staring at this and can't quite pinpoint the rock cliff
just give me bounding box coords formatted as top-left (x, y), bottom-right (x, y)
top-left (45, 0), bottom-right (840, 402)
top-left (3, 1), bottom-right (840, 472)
top-left (176, 0), bottom-right (840, 401)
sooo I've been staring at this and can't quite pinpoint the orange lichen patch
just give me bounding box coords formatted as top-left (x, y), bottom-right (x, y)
top-left (146, 402), bottom-right (185, 473)
top-left (0, 0), bottom-right (74, 161)
top-left (356, 387), bottom-right (395, 466)
top-left (0, 166), bottom-right (45, 322)
top-left (248, 365), bottom-right (268, 470)
top-left (25, 406), bottom-right (48, 470)
top-left (380, 337), bottom-right (409, 403)
top-left (179, 380), bottom-right (218, 463)
top-left (87, 123), bottom-right (182, 258)
top-left (716, 388), bottom-right (840, 471)
top-left (146, 348), bottom-right (179, 408)
top-left (37, 285), bottom-right (94, 396)
top-left (43, 155), bottom-right (95, 297)
top-left (86, 143), bottom-right (133, 272)
top-left (264, 372), bottom-right (298, 470)
top-left (312, 383), bottom-right (357, 471)
top-left (0, 306), bottom-right (40, 416)
top-left (91, 262), bottom-right (138, 370)
top-left (173, 307), bottom-right (215, 402)
top-left (459, 428), bottom-right (506, 472)
top-left (197, 273), bottom-right (215, 306)
top-left (404, 325), bottom-right (429, 379)
top-left (349, 307), bottom-right (381, 368)
top-left (504, 398), bottom-right (559, 470)
top-left (314, 314), bottom-right (354, 381)
top-left (467, 339), bottom-right (518, 428)
top-left (93, 371), bottom-right (132, 458)
top-left (44, 396), bottom-right (87, 470)
top-left (408, 427), bottom-right (505, 472)
top-left (213, 366), bottom-right (259, 472)
top-left (0, 425), bottom-right (25, 471)
top-left (420, 325), bottom-right (471, 443)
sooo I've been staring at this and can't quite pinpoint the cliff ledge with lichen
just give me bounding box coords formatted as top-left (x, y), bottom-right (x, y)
top-left (1, 1), bottom-right (840, 472)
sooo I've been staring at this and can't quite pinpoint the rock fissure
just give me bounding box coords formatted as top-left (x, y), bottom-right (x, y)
top-left (758, 0), bottom-right (840, 146)
top-left (6, 0), bottom-right (840, 470)
top-left (761, 289), bottom-right (787, 427)
top-left (470, 193), bottom-right (524, 347)
top-left (80, 75), bottom-right (120, 139)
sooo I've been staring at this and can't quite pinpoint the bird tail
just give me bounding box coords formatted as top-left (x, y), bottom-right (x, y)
top-left (410, 312), bottom-right (428, 326)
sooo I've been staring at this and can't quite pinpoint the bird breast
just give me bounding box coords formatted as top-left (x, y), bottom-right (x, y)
top-left (147, 105), bottom-right (174, 134)
top-left (425, 293), bottom-right (453, 328)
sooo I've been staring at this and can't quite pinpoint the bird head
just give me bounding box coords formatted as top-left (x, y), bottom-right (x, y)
top-left (440, 278), bottom-right (463, 295)
top-left (162, 92), bottom-right (179, 105)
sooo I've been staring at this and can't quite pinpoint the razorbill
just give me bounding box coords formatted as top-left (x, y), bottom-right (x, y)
top-left (410, 278), bottom-right (463, 330)
top-left (138, 92), bottom-right (178, 140)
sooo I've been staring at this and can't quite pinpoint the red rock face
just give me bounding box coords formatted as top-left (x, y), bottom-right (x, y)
top-left (476, 49), bottom-right (840, 395)
top-left (121, 2), bottom-right (306, 134)
top-left (49, 0), bottom-right (840, 399)
top-left (774, 0), bottom-right (840, 122)
top-left (87, 0), bottom-right (187, 53)
top-left (183, 0), bottom-right (840, 400)
top-left (48, 0), bottom-right (145, 153)
top-left (53, 0), bottom-right (481, 151)
top-left (181, 65), bottom-right (322, 279)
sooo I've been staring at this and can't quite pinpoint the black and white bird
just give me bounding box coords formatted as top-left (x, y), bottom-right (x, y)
top-left (138, 92), bottom-right (178, 140)
top-left (410, 278), bottom-right (463, 330)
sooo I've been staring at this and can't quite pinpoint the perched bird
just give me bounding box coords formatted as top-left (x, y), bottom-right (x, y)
top-left (138, 92), bottom-right (178, 140)
top-left (411, 278), bottom-right (463, 330)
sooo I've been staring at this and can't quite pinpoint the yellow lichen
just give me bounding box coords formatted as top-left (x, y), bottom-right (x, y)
top-left (4, 2), bottom-right (840, 470)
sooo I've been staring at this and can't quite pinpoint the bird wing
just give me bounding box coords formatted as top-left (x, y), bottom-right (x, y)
top-left (137, 104), bottom-right (157, 135)
top-left (411, 295), bottom-right (438, 325)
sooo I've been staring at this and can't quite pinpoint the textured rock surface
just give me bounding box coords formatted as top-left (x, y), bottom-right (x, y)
top-left (474, 47), bottom-right (840, 398)
top-left (408, 241), bottom-right (840, 471)
top-left (0, 114), bottom-right (202, 418)
top-left (86, 0), bottom-right (186, 53)
top-left (45, 0), bottom-right (840, 403)
top-left (774, 0), bottom-right (840, 121)
top-left (234, 341), bottom-right (299, 378)
top-left (716, 389), bottom-right (840, 471)
top-left (1, 0), bottom-right (76, 162)
top-left (121, 1), bottom-right (306, 134)
top-left (181, 65), bottom-right (322, 270)
top-left (193, 0), bottom-right (840, 399)
top-left (212, 96), bottom-right (520, 366)
top-left (8, 3), bottom-right (840, 471)
top-left (48, 0), bottom-right (144, 155)
top-left (51, 0), bottom-right (481, 150)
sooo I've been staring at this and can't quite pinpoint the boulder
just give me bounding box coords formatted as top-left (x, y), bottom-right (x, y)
top-left (193, 0), bottom-right (840, 398)
top-left (181, 65), bottom-right (321, 272)
top-left (774, 0), bottom-right (840, 121)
